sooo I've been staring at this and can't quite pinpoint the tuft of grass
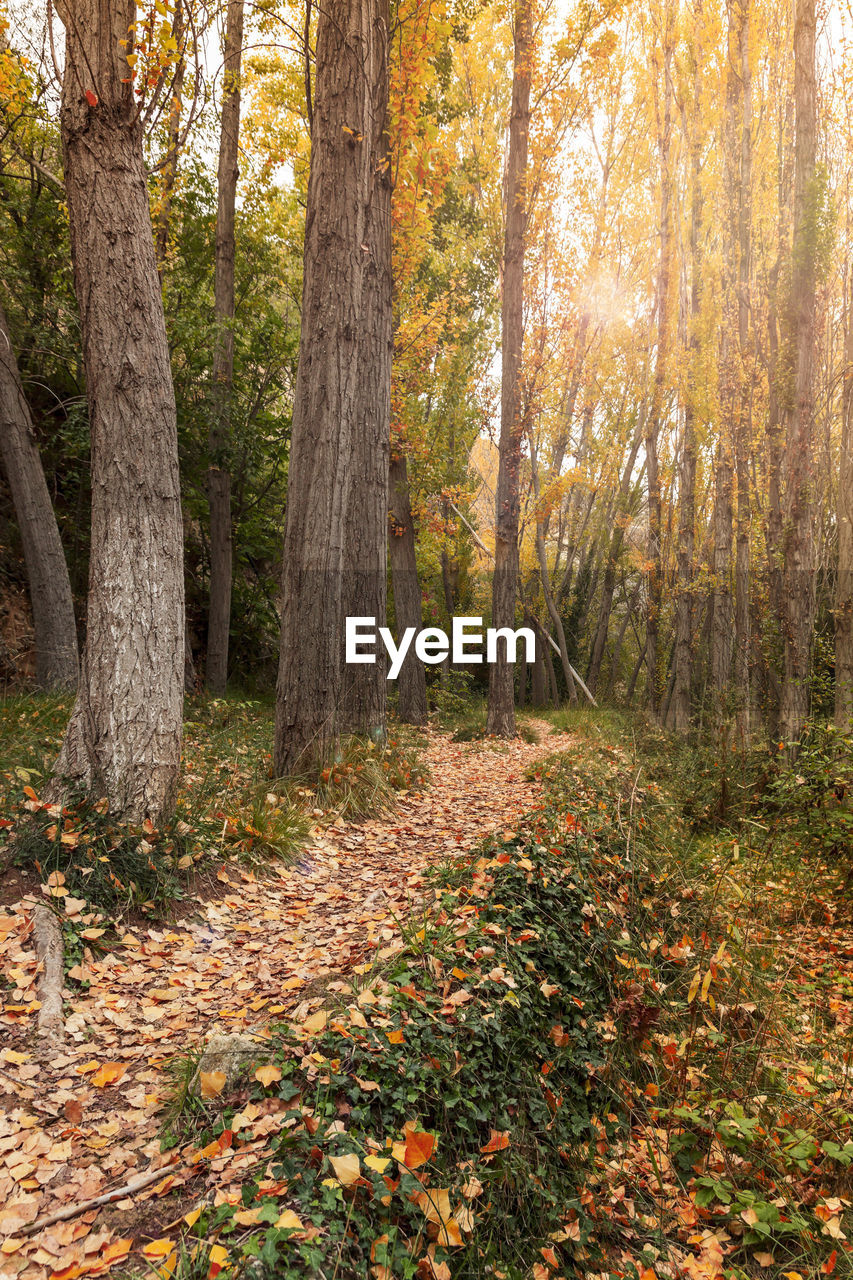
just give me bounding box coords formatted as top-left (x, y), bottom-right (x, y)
top-left (159, 1049), bottom-right (210, 1148)
top-left (273, 728), bottom-right (429, 821)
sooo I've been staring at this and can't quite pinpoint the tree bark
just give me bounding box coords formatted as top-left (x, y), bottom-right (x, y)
top-left (388, 453), bottom-right (427, 724)
top-left (0, 301), bottom-right (78, 690)
top-left (339, 0), bottom-right (392, 739)
top-left (52, 0), bottom-right (185, 823)
top-left (275, 0), bottom-right (391, 773)
top-left (531, 446), bottom-right (577, 705)
top-left (487, 0), bottom-right (532, 737)
top-left (779, 0), bottom-right (817, 745)
top-left (206, 0), bottom-right (244, 695)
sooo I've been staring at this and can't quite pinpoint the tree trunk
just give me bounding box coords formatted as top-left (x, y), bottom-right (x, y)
top-left (779, 0), bottom-right (817, 745)
top-left (486, 0), bottom-right (532, 737)
top-left (645, 0), bottom-right (675, 720)
top-left (0, 301), bottom-right (78, 690)
top-left (835, 232), bottom-right (853, 726)
top-left (206, 0), bottom-right (244, 695)
top-left (668, 25), bottom-right (704, 734)
top-left (388, 453), bottom-right (428, 724)
top-left (531, 446), bottom-right (577, 705)
top-left (52, 0), bottom-right (184, 823)
top-left (339, 2), bottom-right (392, 739)
top-left (275, 0), bottom-right (391, 774)
top-left (729, 0), bottom-right (753, 741)
top-left (588, 409), bottom-right (644, 695)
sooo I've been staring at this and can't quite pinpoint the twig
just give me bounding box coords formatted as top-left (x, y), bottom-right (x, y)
top-left (22, 1161), bottom-right (177, 1235)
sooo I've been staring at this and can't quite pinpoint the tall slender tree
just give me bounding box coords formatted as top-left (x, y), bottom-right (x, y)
top-left (0, 300), bottom-right (78, 689)
top-left (836, 238), bottom-right (853, 727)
top-left (275, 0), bottom-right (391, 773)
top-left (644, 0), bottom-right (675, 721)
top-left (668, 3), bottom-right (704, 734)
top-left (51, 0), bottom-right (185, 823)
top-left (779, 0), bottom-right (817, 745)
top-left (206, 0), bottom-right (244, 695)
top-left (486, 0), bottom-right (533, 736)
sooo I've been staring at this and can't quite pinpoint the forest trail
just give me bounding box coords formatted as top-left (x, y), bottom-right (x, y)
top-left (0, 723), bottom-right (572, 1275)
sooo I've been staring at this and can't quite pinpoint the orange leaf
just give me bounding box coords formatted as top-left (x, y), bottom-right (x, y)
top-left (254, 1064), bottom-right (282, 1088)
top-left (480, 1129), bottom-right (509, 1154)
top-left (404, 1128), bottom-right (436, 1169)
top-left (91, 1062), bottom-right (126, 1088)
top-left (199, 1070), bottom-right (227, 1099)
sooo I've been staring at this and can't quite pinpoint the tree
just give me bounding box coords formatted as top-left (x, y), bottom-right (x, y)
top-left (51, 0), bottom-right (185, 823)
top-left (836, 224), bottom-right (853, 727)
top-left (487, 0), bottom-right (533, 736)
top-left (644, 0), bottom-right (675, 721)
top-left (207, 0), bottom-right (244, 695)
top-left (779, 0), bottom-right (818, 745)
top-left (0, 299), bottom-right (78, 689)
top-left (275, 0), bottom-right (391, 774)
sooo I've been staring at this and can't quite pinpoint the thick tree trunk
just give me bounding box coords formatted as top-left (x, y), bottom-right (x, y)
top-left (835, 243), bottom-right (853, 726)
top-left (206, 0), bottom-right (244, 695)
top-left (487, 0), bottom-right (532, 737)
top-left (645, 1), bottom-right (675, 720)
top-left (779, 0), bottom-right (817, 745)
top-left (339, 5), bottom-right (392, 738)
top-left (52, 0), bottom-right (184, 823)
top-left (388, 453), bottom-right (427, 725)
top-left (0, 301), bottom-right (78, 690)
top-left (275, 0), bottom-right (390, 774)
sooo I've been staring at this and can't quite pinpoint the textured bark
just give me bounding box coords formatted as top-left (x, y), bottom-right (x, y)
top-left (0, 301), bottom-right (78, 689)
top-left (52, 0), bottom-right (185, 823)
top-left (339, 0), bottom-right (392, 738)
top-left (388, 453), bottom-right (427, 725)
top-left (275, 0), bottom-right (390, 773)
top-left (779, 0), bottom-right (817, 744)
top-left (487, 0), bottom-right (532, 737)
top-left (835, 247), bottom-right (853, 726)
top-left (206, 0), bottom-right (244, 695)
top-left (645, 1), bottom-right (675, 720)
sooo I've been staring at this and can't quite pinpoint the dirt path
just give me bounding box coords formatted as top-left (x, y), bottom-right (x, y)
top-left (0, 725), bottom-right (570, 1279)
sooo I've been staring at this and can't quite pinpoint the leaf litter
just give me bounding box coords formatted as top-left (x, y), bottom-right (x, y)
top-left (0, 724), bottom-right (573, 1280)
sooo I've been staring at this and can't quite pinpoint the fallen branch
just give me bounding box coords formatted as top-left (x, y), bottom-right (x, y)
top-left (22, 1161), bottom-right (178, 1235)
top-left (33, 904), bottom-right (65, 1041)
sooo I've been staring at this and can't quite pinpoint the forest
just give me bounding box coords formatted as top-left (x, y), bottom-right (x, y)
top-left (0, 0), bottom-right (852, 1275)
